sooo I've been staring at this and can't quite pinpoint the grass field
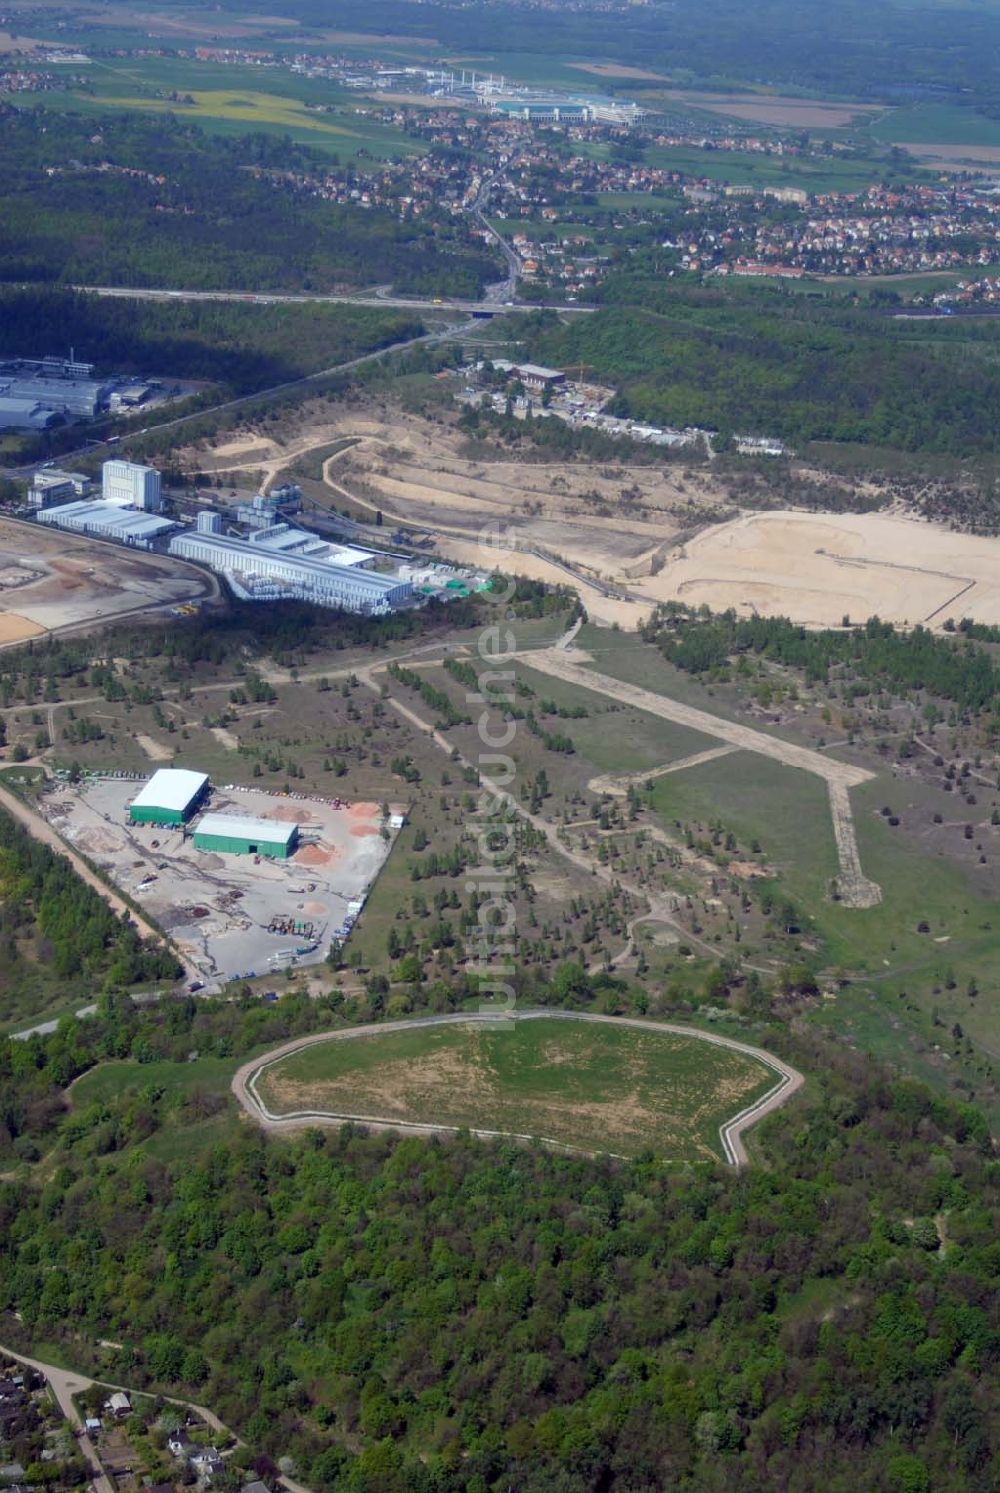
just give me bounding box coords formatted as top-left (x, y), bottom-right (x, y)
top-left (254, 1015), bottom-right (776, 1160)
top-left (869, 103), bottom-right (1000, 147)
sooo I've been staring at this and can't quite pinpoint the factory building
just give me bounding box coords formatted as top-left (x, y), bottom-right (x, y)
top-left (28, 469), bottom-right (92, 508)
top-left (0, 356), bottom-right (114, 420)
top-left (0, 398), bottom-right (62, 431)
top-left (491, 360), bottom-right (566, 392)
top-left (169, 531), bottom-right (414, 615)
top-left (236, 486), bottom-right (302, 529)
top-left (193, 813), bottom-right (298, 860)
top-left (196, 509), bottom-right (224, 535)
top-left (102, 459), bottom-right (162, 513)
top-left (36, 500), bottom-right (176, 548)
top-left (249, 523), bottom-right (377, 569)
top-left (129, 768), bottom-right (209, 826)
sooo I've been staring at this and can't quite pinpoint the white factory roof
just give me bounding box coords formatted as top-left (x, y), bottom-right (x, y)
top-left (327, 544), bottom-right (375, 567)
top-left (194, 813), bottom-right (296, 844)
top-left (248, 525), bottom-right (375, 567)
top-left (171, 533), bottom-right (405, 593)
top-left (132, 768), bottom-right (208, 813)
top-left (37, 500), bottom-right (174, 539)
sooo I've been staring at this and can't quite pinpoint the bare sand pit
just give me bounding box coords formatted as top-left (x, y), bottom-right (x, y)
top-left (645, 510), bottom-right (1000, 629)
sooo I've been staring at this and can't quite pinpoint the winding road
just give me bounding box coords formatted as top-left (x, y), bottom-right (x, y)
top-left (231, 1009), bottom-right (804, 1167)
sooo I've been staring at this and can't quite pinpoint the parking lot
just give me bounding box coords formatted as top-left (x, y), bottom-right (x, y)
top-left (45, 778), bottom-right (402, 987)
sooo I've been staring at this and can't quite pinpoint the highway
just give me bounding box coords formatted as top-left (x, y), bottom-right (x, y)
top-left (65, 282), bottom-right (595, 316)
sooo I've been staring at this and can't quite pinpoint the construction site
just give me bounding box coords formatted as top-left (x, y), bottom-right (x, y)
top-left (43, 775), bottom-right (403, 988)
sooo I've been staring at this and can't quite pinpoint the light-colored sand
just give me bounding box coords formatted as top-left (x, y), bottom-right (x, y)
top-left (135, 733), bottom-right (172, 762)
top-left (646, 510), bottom-right (1000, 629)
top-left (0, 614), bottom-right (46, 643)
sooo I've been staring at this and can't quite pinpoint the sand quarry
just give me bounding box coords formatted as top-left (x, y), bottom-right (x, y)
top-left (652, 511), bottom-right (1000, 629)
top-left (186, 407), bottom-right (1000, 631)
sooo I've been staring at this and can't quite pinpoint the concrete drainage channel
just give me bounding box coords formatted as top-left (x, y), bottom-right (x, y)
top-left (233, 1010), bottom-right (804, 1168)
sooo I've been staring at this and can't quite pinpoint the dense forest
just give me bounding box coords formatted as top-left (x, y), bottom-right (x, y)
top-left (0, 287), bottom-right (423, 396)
top-left (0, 111), bottom-right (496, 296)
top-left (513, 291), bottom-right (1000, 455)
top-left (234, 0), bottom-right (1000, 108)
top-left (1, 994), bottom-right (997, 1493)
top-left (0, 806), bottom-right (179, 1020)
top-left (645, 610), bottom-right (1000, 718)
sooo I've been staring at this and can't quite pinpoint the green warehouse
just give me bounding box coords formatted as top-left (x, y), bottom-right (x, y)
top-left (129, 768), bottom-right (209, 826)
top-left (193, 812), bottom-right (298, 860)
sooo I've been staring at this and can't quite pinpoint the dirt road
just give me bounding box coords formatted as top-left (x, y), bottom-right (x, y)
top-left (0, 1342), bottom-right (256, 1485)
top-left (0, 782), bottom-right (169, 943)
top-left (521, 647), bottom-right (882, 909)
top-left (232, 1009), bottom-right (804, 1167)
top-left (588, 744), bottom-right (738, 797)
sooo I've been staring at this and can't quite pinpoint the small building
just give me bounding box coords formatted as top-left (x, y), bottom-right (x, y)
top-left (105, 1392), bottom-right (131, 1419)
top-left (129, 769), bottom-right (209, 826)
top-left (193, 813), bottom-right (297, 860)
top-left (28, 469), bottom-right (91, 508)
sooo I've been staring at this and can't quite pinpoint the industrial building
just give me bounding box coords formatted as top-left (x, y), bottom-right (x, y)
top-left (129, 768), bottom-right (208, 826)
top-left (169, 531), bottom-right (414, 615)
top-left (236, 487), bottom-right (302, 529)
top-left (36, 500), bottom-right (176, 547)
top-left (102, 459), bottom-right (162, 513)
top-left (0, 355), bottom-right (114, 421)
top-left (491, 360), bottom-right (566, 392)
top-left (192, 812), bottom-right (298, 860)
top-left (248, 523), bottom-right (377, 569)
top-left (27, 468), bottom-right (92, 508)
top-left (0, 397), bottom-right (62, 432)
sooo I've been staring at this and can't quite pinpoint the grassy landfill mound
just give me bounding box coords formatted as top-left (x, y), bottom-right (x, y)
top-left (251, 1014), bottom-right (779, 1162)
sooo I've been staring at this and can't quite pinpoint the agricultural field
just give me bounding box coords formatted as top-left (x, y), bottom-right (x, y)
top-left (17, 56), bottom-right (421, 161)
top-left (249, 1014), bottom-right (780, 1160)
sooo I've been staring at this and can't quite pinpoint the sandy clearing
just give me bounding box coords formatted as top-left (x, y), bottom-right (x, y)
top-left (135, 733), bottom-right (172, 762)
top-left (647, 509), bottom-right (1000, 629)
top-left (210, 726), bottom-right (239, 751)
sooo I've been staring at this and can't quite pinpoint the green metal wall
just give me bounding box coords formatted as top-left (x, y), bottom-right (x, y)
top-left (192, 830), bottom-right (294, 859)
top-left (130, 806), bottom-right (184, 826)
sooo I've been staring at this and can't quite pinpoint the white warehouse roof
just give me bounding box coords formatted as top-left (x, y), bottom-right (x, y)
top-left (195, 813), bottom-right (296, 845)
top-left (132, 768), bottom-right (208, 813)
top-left (36, 500), bottom-right (175, 540)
